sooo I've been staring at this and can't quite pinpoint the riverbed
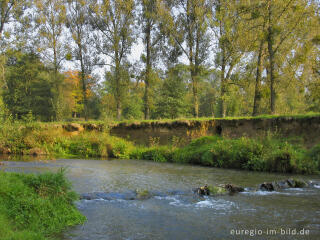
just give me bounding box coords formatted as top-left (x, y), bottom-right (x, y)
top-left (1, 157), bottom-right (320, 240)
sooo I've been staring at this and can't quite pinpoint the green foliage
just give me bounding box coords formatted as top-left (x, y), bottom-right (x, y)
top-left (307, 143), bottom-right (320, 171)
top-left (172, 136), bottom-right (318, 174)
top-left (1, 0), bottom-right (319, 121)
top-left (2, 51), bottom-right (55, 121)
top-left (122, 93), bottom-right (144, 120)
top-left (130, 146), bottom-right (173, 163)
top-left (154, 65), bottom-right (191, 119)
top-left (0, 170), bottom-right (85, 240)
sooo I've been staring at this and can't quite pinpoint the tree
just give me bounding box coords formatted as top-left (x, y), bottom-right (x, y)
top-left (139, 0), bottom-right (163, 119)
top-left (238, 1), bottom-right (268, 116)
top-left (1, 0), bottom-right (30, 117)
top-left (155, 65), bottom-right (190, 119)
top-left (264, 0), bottom-right (314, 114)
top-left (0, 0), bottom-right (29, 44)
top-left (199, 69), bottom-right (220, 117)
top-left (89, 0), bottom-right (135, 120)
top-left (63, 70), bottom-right (99, 119)
top-left (159, 0), bottom-right (212, 117)
top-left (66, 0), bottom-right (97, 121)
top-left (211, 0), bottom-right (253, 117)
top-left (63, 70), bottom-right (85, 118)
top-left (104, 64), bottom-right (131, 113)
top-left (2, 51), bottom-right (54, 120)
top-left (34, 0), bottom-right (67, 120)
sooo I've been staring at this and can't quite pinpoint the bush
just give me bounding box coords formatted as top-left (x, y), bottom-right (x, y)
top-left (307, 144), bottom-right (320, 171)
top-left (130, 146), bottom-right (173, 163)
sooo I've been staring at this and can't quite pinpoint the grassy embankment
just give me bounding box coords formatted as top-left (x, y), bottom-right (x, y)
top-left (0, 117), bottom-right (319, 174)
top-left (0, 170), bottom-right (85, 240)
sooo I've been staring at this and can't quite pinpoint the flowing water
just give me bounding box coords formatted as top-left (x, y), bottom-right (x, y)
top-left (1, 157), bottom-right (320, 240)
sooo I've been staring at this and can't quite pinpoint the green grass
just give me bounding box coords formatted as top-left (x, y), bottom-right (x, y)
top-left (132, 136), bottom-right (319, 174)
top-left (307, 143), bottom-right (320, 171)
top-left (0, 170), bottom-right (85, 240)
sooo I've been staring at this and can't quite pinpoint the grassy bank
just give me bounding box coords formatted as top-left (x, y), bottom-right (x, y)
top-left (0, 170), bottom-right (85, 240)
top-left (0, 120), bottom-right (319, 174)
top-left (130, 136), bottom-right (320, 174)
top-left (0, 121), bottom-right (133, 158)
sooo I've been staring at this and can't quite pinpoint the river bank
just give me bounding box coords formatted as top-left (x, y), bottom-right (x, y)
top-left (0, 117), bottom-right (319, 174)
top-left (110, 114), bottom-right (320, 147)
top-left (0, 170), bottom-right (85, 240)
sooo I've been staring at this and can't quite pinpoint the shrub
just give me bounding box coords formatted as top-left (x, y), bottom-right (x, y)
top-left (307, 143), bottom-right (320, 171)
top-left (130, 146), bottom-right (173, 163)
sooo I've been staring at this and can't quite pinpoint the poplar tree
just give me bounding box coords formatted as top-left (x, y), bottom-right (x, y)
top-left (211, 0), bottom-right (252, 117)
top-left (34, 0), bottom-right (67, 120)
top-left (0, 0), bottom-right (28, 43)
top-left (139, 0), bottom-right (163, 120)
top-left (89, 0), bottom-right (135, 120)
top-left (159, 0), bottom-right (212, 118)
top-left (66, 0), bottom-right (96, 121)
top-left (264, 0), bottom-right (314, 114)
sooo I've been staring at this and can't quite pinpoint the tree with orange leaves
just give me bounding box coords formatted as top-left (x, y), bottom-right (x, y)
top-left (63, 70), bottom-right (94, 118)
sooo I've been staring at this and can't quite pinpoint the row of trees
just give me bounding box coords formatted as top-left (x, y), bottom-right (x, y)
top-left (0, 0), bottom-right (319, 121)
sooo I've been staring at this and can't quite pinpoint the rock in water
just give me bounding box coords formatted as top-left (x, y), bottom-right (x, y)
top-left (224, 184), bottom-right (244, 193)
top-left (195, 185), bottom-right (210, 196)
top-left (259, 182), bottom-right (275, 191)
top-left (289, 179), bottom-right (307, 188)
top-left (286, 179), bottom-right (296, 188)
top-left (80, 191), bottom-right (137, 201)
top-left (274, 180), bottom-right (290, 189)
top-left (207, 186), bottom-right (228, 195)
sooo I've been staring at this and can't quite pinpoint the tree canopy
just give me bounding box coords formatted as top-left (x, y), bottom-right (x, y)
top-left (0, 0), bottom-right (319, 121)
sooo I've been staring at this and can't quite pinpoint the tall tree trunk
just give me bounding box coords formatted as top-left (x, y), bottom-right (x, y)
top-left (144, 22), bottom-right (151, 120)
top-left (116, 100), bottom-right (121, 121)
top-left (78, 43), bottom-right (88, 121)
top-left (220, 42), bottom-right (226, 118)
top-left (80, 67), bottom-right (88, 121)
top-left (219, 12), bottom-right (227, 118)
top-left (267, 0), bottom-right (276, 114)
top-left (53, 46), bottom-right (62, 121)
top-left (115, 58), bottom-right (122, 121)
top-left (253, 40), bottom-right (264, 116)
top-left (186, 0), bottom-right (199, 118)
top-left (191, 67), bottom-right (199, 118)
top-left (0, 57), bottom-right (6, 89)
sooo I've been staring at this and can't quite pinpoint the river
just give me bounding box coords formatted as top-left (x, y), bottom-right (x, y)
top-left (1, 157), bottom-right (320, 240)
